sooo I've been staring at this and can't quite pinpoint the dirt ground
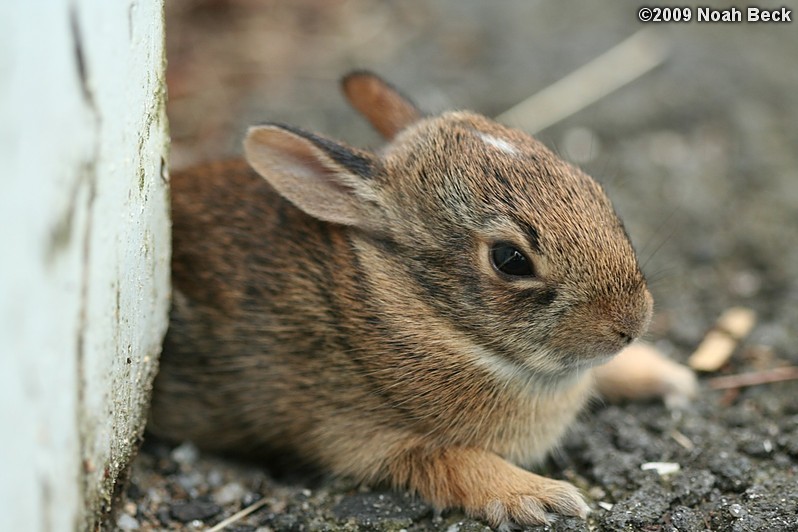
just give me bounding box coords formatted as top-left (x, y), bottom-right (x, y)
top-left (118, 2), bottom-right (798, 530)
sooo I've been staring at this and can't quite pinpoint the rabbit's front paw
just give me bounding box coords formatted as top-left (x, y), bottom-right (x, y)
top-left (479, 475), bottom-right (589, 530)
top-left (400, 447), bottom-right (589, 530)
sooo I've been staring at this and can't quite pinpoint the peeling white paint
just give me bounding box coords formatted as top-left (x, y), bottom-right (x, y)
top-left (0, 1), bottom-right (169, 530)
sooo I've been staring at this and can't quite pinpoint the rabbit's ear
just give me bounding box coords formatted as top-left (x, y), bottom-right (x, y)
top-left (244, 124), bottom-right (382, 228)
top-left (342, 71), bottom-right (423, 140)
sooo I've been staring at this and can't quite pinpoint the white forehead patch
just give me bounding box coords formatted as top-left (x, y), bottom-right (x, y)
top-left (477, 132), bottom-right (519, 155)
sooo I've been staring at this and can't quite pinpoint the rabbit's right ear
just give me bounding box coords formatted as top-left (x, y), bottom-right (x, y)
top-left (342, 71), bottom-right (423, 140)
top-left (244, 124), bottom-right (383, 230)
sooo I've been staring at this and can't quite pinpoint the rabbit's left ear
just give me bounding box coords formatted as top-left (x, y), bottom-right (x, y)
top-left (244, 124), bottom-right (382, 229)
top-left (342, 71), bottom-right (423, 140)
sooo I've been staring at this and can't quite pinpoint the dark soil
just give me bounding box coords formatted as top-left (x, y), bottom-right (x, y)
top-left (118, 2), bottom-right (798, 530)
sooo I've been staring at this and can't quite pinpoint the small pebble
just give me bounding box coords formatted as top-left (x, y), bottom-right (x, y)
top-left (728, 503), bottom-right (746, 518)
top-left (146, 487), bottom-right (164, 505)
top-left (208, 468), bottom-right (224, 487)
top-left (177, 471), bottom-right (205, 492)
top-left (171, 442), bottom-right (200, 466)
top-left (123, 501), bottom-right (137, 515)
top-left (729, 270), bottom-right (761, 297)
top-left (242, 492), bottom-right (262, 506)
top-left (156, 506), bottom-right (171, 525)
top-left (171, 500), bottom-right (222, 522)
top-left (214, 482), bottom-right (246, 505)
top-left (116, 513), bottom-right (140, 531)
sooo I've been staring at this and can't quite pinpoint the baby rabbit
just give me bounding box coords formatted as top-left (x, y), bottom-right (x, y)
top-left (149, 72), bottom-right (696, 529)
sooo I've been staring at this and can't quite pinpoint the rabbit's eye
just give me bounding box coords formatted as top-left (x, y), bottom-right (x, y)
top-left (490, 243), bottom-right (534, 277)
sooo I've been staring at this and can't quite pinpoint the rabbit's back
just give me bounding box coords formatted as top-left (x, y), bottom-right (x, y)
top-left (150, 161), bottom-right (374, 454)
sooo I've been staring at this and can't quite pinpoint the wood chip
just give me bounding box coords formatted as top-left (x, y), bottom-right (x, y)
top-left (688, 307), bottom-right (757, 372)
top-left (669, 430), bottom-right (695, 450)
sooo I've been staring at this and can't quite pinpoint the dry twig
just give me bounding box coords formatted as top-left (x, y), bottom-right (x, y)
top-left (496, 28), bottom-right (670, 132)
top-left (207, 497), bottom-right (270, 532)
top-left (706, 366), bottom-right (798, 390)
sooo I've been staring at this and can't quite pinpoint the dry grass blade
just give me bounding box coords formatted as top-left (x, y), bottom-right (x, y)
top-left (496, 28), bottom-right (670, 132)
top-left (207, 497), bottom-right (270, 532)
top-left (706, 366), bottom-right (798, 390)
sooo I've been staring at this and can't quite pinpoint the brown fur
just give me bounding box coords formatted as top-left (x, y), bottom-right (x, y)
top-left (149, 72), bottom-right (695, 529)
